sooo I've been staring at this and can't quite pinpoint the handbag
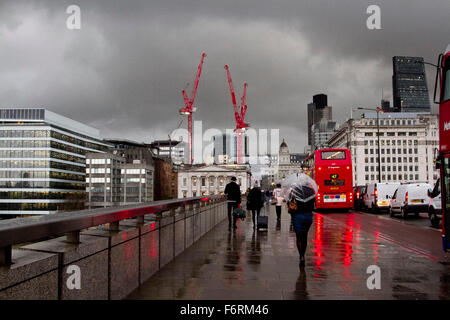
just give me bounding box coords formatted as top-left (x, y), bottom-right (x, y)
top-left (288, 200), bottom-right (298, 214)
top-left (270, 196), bottom-right (277, 205)
top-left (233, 207), bottom-right (247, 220)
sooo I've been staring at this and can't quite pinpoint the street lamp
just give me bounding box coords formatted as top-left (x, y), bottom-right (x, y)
top-left (357, 107), bottom-right (384, 183)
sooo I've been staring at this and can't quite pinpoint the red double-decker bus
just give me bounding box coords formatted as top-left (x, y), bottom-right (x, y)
top-left (303, 148), bottom-right (353, 210)
top-left (435, 44), bottom-right (450, 252)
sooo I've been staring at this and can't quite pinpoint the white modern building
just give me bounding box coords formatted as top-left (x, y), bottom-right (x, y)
top-left (0, 108), bottom-right (110, 216)
top-left (327, 112), bottom-right (439, 186)
top-left (177, 164), bottom-right (251, 198)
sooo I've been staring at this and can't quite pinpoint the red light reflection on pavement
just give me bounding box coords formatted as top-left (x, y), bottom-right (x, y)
top-left (312, 214), bottom-right (324, 269)
top-left (372, 230), bottom-right (380, 264)
top-left (342, 215), bottom-right (355, 266)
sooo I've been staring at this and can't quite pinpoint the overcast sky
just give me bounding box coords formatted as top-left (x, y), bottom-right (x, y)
top-left (0, 0), bottom-right (449, 154)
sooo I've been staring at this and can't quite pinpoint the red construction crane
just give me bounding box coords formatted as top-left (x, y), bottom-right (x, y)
top-left (179, 53), bottom-right (206, 164)
top-left (224, 64), bottom-right (250, 164)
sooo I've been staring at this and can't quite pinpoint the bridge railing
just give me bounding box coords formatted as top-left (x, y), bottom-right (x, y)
top-left (0, 195), bottom-right (228, 299)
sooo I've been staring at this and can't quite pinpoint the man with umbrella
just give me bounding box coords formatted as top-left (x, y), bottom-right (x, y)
top-left (282, 173), bottom-right (317, 267)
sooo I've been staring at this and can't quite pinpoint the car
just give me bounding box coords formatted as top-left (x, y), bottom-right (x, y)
top-left (390, 183), bottom-right (432, 219)
top-left (428, 178), bottom-right (442, 228)
top-left (353, 185), bottom-right (367, 210)
top-left (364, 182), bottom-right (400, 213)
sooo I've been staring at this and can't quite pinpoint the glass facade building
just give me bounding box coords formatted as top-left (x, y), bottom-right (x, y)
top-left (85, 150), bottom-right (154, 208)
top-left (392, 56), bottom-right (431, 112)
top-left (0, 108), bottom-right (109, 216)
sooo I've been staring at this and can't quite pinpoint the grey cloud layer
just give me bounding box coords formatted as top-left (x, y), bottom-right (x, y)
top-left (0, 0), bottom-right (448, 151)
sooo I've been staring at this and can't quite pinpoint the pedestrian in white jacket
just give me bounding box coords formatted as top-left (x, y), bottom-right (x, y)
top-left (273, 184), bottom-right (283, 221)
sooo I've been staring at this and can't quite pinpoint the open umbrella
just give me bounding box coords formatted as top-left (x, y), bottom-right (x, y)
top-left (281, 173), bottom-right (318, 203)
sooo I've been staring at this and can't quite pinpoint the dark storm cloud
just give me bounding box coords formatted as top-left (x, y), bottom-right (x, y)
top-left (0, 0), bottom-right (448, 152)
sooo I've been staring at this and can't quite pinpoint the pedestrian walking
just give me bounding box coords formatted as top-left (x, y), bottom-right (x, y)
top-left (224, 176), bottom-right (241, 230)
top-left (283, 173), bottom-right (317, 267)
top-left (265, 190), bottom-right (271, 207)
top-left (273, 183), bottom-right (283, 221)
top-left (247, 184), bottom-right (264, 229)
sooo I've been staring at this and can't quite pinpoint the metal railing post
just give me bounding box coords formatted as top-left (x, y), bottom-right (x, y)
top-left (110, 221), bottom-right (120, 231)
top-left (136, 216), bottom-right (145, 226)
top-left (0, 245), bottom-right (12, 265)
top-left (65, 231), bottom-right (80, 244)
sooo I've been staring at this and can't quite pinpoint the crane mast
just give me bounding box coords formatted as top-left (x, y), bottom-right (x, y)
top-left (179, 53), bottom-right (206, 164)
top-left (224, 65), bottom-right (250, 164)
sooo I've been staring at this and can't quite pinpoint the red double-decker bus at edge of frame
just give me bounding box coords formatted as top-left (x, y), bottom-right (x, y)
top-left (437, 44), bottom-right (450, 252)
top-left (303, 148), bottom-right (353, 210)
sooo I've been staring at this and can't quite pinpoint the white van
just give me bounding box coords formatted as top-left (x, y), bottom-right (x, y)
top-left (389, 183), bottom-right (431, 218)
top-left (364, 182), bottom-right (401, 213)
top-left (428, 178), bottom-right (442, 228)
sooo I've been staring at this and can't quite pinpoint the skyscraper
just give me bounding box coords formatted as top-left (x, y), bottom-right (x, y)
top-left (307, 94), bottom-right (333, 146)
top-left (381, 99), bottom-right (392, 112)
top-left (392, 56), bottom-right (431, 112)
top-left (313, 94), bottom-right (328, 109)
top-left (213, 133), bottom-right (249, 164)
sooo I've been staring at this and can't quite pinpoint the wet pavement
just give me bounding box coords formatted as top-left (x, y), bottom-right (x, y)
top-left (127, 205), bottom-right (450, 300)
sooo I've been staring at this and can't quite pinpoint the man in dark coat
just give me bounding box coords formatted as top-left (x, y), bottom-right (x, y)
top-left (224, 176), bottom-right (241, 229)
top-left (248, 185), bottom-right (264, 228)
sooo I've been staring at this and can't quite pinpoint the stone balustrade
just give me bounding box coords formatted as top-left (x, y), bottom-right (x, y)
top-left (0, 196), bottom-right (227, 300)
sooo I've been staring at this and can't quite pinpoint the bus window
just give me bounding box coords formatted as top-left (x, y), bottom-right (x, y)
top-left (445, 158), bottom-right (450, 211)
top-left (321, 151), bottom-right (346, 160)
top-left (444, 68), bottom-right (450, 102)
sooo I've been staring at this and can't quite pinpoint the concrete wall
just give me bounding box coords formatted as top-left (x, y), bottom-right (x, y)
top-left (0, 199), bottom-right (227, 300)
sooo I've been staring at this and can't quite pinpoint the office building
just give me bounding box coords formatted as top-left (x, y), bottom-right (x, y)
top-left (213, 133), bottom-right (249, 164)
top-left (150, 139), bottom-right (187, 165)
top-left (381, 99), bottom-right (392, 112)
top-left (307, 94), bottom-right (333, 145)
top-left (0, 108), bottom-right (109, 215)
top-left (290, 153), bottom-right (308, 165)
top-left (392, 56), bottom-right (431, 112)
top-left (86, 140), bottom-right (155, 208)
top-left (327, 113), bottom-right (439, 186)
top-left (311, 119), bottom-right (339, 150)
top-left (154, 157), bottom-right (178, 200)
